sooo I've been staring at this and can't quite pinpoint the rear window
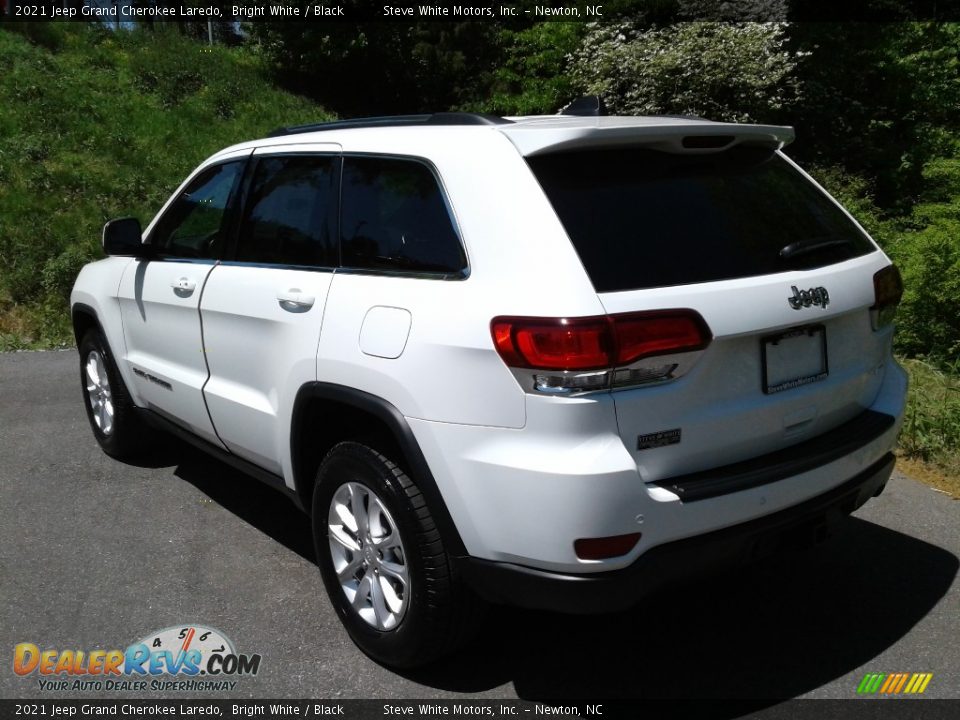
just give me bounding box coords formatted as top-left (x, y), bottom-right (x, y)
top-left (527, 146), bottom-right (875, 293)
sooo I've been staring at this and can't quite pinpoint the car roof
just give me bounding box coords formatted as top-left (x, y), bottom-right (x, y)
top-left (212, 112), bottom-right (794, 162)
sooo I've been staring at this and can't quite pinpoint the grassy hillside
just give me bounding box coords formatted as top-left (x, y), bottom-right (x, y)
top-left (0, 24), bottom-right (330, 348)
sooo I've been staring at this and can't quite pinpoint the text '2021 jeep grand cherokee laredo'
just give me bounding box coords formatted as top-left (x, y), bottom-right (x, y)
top-left (71, 109), bottom-right (907, 667)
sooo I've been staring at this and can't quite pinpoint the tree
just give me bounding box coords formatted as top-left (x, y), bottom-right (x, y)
top-left (247, 16), bottom-right (500, 115)
top-left (569, 21), bottom-right (802, 122)
top-left (470, 22), bottom-right (584, 116)
top-left (786, 22), bottom-right (960, 211)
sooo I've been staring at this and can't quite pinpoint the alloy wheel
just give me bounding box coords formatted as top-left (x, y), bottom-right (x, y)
top-left (328, 481), bottom-right (410, 631)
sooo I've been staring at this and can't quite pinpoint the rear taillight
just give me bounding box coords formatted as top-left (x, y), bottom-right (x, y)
top-left (491, 316), bottom-right (612, 371)
top-left (613, 314), bottom-right (710, 365)
top-left (871, 265), bottom-right (903, 330)
top-left (491, 310), bottom-right (711, 394)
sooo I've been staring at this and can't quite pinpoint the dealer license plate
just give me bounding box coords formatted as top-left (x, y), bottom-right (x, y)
top-left (762, 325), bottom-right (828, 394)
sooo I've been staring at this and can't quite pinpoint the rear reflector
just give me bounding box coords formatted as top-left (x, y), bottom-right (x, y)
top-left (574, 533), bottom-right (642, 560)
top-left (491, 311), bottom-right (711, 372)
top-left (871, 265), bottom-right (903, 329)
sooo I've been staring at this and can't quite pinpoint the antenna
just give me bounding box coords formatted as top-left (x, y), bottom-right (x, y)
top-left (560, 96), bottom-right (608, 117)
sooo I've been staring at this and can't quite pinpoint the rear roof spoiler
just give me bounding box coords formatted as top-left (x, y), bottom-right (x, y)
top-left (498, 121), bottom-right (795, 157)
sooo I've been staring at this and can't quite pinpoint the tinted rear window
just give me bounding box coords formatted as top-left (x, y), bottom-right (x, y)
top-left (527, 146), bottom-right (875, 293)
top-left (340, 156), bottom-right (466, 275)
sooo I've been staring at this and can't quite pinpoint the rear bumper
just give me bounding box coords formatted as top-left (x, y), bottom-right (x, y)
top-left (457, 453), bottom-right (895, 614)
top-left (651, 409), bottom-right (895, 502)
top-left (410, 357), bottom-right (906, 572)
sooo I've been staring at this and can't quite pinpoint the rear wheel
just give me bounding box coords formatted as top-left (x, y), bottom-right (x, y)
top-left (78, 328), bottom-right (148, 459)
top-left (312, 441), bottom-right (482, 667)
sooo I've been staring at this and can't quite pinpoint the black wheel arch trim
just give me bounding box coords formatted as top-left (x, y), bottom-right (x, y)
top-left (291, 382), bottom-right (467, 557)
top-left (71, 302), bottom-right (105, 347)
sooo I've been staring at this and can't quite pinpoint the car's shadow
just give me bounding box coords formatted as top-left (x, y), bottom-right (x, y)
top-left (138, 439), bottom-right (957, 709)
top-left (131, 437), bottom-right (317, 562)
top-left (418, 516), bottom-right (957, 699)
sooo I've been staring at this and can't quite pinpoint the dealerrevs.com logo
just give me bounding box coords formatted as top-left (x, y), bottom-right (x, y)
top-left (13, 625), bottom-right (261, 692)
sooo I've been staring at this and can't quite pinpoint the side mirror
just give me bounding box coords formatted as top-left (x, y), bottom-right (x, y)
top-left (102, 217), bottom-right (147, 256)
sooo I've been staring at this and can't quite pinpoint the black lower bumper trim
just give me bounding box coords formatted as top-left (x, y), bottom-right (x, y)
top-left (652, 409), bottom-right (895, 501)
top-left (457, 453), bottom-right (895, 614)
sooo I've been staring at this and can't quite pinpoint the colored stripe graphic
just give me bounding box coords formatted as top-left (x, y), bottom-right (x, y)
top-left (880, 674), bottom-right (897, 693)
top-left (881, 674), bottom-right (895, 693)
top-left (858, 672), bottom-right (933, 695)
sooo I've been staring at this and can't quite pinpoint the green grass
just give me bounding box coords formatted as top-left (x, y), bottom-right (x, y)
top-left (898, 358), bottom-right (960, 494)
top-left (0, 24), bottom-right (330, 348)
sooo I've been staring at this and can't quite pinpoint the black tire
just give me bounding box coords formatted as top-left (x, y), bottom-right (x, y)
top-left (312, 441), bottom-right (483, 668)
top-left (78, 327), bottom-right (149, 460)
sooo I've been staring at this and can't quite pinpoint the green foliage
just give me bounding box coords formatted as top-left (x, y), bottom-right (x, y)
top-left (676, 0), bottom-right (788, 21)
top-left (888, 224), bottom-right (960, 361)
top-left (787, 23), bottom-right (960, 211)
top-left (4, 22), bottom-right (70, 51)
top-left (247, 15), bottom-right (500, 115)
top-left (0, 25), bottom-right (327, 346)
top-left (470, 23), bottom-right (584, 116)
top-left (899, 358), bottom-right (960, 476)
top-left (569, 21), bottom-right (802, 122)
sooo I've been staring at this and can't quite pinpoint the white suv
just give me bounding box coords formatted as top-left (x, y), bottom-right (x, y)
top-left (71, 107), bottom-right (907, 667)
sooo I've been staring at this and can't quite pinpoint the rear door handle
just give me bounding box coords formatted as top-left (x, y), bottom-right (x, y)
top-left (277, 289), bottom-right (316, 311)
top-left (171, 277), bottom-right (197, 293)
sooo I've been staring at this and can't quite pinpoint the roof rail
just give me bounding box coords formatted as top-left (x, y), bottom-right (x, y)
top-left (266, 112), bottom-right (513, 138)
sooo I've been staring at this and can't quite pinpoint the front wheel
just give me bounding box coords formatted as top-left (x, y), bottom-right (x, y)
top-left (78, 328), bottom-right (148, 459)
top-left (312, 442), bottom-right (482, 668)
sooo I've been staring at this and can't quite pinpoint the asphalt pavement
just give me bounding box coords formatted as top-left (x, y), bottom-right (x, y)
top-left (0, 350), bottom-right (957, 710)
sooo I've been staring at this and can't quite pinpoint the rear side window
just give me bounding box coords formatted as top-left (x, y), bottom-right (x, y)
top-left (527, 146), bottom-right (875, 293)
top-left (340, 156), bottom-right (466, 275)
top-left (235, 155), bottom-right (337, 267)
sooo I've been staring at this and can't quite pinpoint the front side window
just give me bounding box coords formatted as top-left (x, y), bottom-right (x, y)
top-left (340, 156), bottom-right (466, 275)
top-left (150, 161), bottom-right (244, 259)
top-left (234, 155), bottom-right (338, 267)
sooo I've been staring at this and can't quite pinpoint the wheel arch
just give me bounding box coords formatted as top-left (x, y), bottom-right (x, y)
top-left (290, 382), bottom-right (467, 557)
top-left (71, 303), bottom-right (103, 348)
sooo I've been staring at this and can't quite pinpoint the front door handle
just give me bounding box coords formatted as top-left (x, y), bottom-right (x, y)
top-left (171, 277), bottom-right (197, 293)
top-left (277, 289), bottom-right (316, 312)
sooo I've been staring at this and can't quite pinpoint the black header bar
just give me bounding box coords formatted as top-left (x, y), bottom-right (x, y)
top-left (3, 0), bottom-right (960, 23)
top-left (0, 699), bottom-right (958, 720)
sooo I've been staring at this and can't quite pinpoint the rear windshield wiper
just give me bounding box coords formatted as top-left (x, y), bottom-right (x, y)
top-left (779, 237), bottom-right (854, 260)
